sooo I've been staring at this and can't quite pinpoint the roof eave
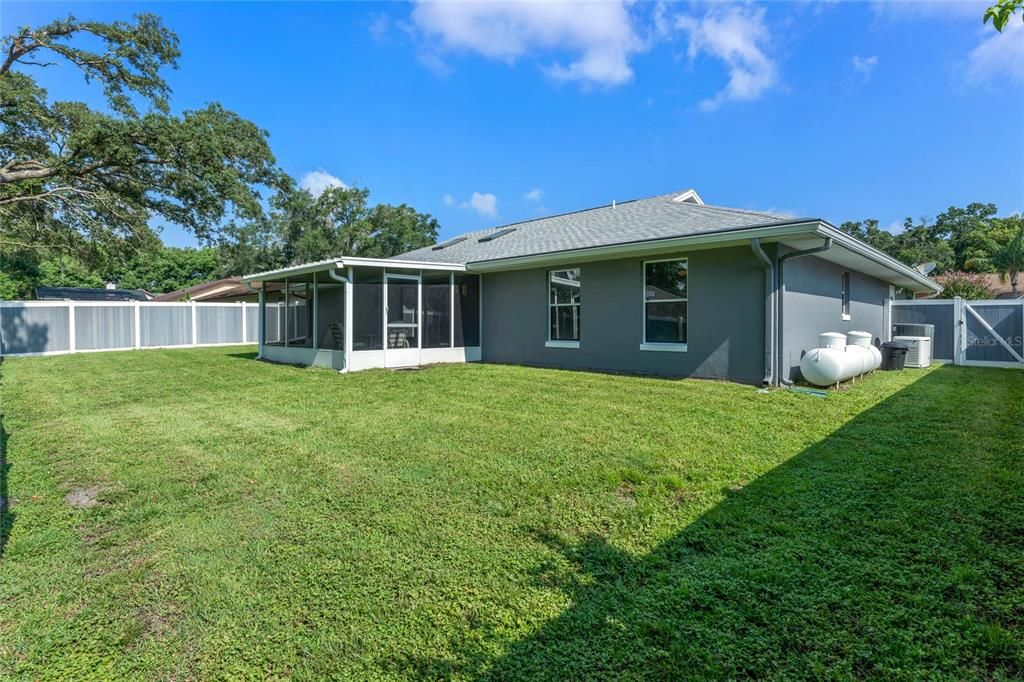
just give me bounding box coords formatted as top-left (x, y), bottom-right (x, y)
top-left (814, 223), bottom-right (942, 293)
top-left (464, 220), bottom-right (822, 273)
top-left (463, 219), bottom-right (941, 293)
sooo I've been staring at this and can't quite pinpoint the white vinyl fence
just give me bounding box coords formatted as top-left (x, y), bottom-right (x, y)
top-left (0, 301), bottom-right (259, 357)
top-left (889, 296), bottom-right (1024, 368)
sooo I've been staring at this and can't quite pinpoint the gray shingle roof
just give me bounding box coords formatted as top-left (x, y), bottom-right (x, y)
top-left (396, 192), bottom-right (805, 265)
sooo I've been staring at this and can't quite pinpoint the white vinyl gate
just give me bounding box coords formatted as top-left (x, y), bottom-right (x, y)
top-left (890, 297), bottom-right (1024, 368)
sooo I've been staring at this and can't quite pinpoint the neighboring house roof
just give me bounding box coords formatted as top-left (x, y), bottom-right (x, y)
top-left (35, 286), bottom-right (152, 302)
top-left (153, 277), bottom-right (254, 302)
top-left (399, 190), bottom-right (798, 265)
top-left (980, 273), bottom-right (1023, 299)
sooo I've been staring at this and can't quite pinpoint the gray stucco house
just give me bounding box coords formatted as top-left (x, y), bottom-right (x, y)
top-left (242, 189), bottom-right (940, 385)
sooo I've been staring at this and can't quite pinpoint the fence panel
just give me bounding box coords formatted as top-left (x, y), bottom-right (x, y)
top-left (0, 301), bottom-right (258, 357)
top-left (0, 304), bottom-right (71, 355)
top-left (140, 305), bottom-right (192, 348)
top-left (245, 304), bottom-right (259, 343)
top-left (197, 306), bottom-right (243, 345)
top-left (891, 301), bottom-right (955, 361)
top-left (75, 305), bottom-right (135, 351)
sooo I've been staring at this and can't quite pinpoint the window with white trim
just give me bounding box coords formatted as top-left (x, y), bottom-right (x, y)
top-left (841, 271), bottom-right (851, 319)
top-left (549, 269), bottom-right (581, 342)
top-left (643, 259), bottom-right (687, 346)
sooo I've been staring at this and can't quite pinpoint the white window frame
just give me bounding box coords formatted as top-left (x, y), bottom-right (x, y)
top-left (841, 271), bottom-right (852, 321)
top-left (546, 268), bottom-right (581, 348)
top-left (641, 257), bottom-right (688, 352)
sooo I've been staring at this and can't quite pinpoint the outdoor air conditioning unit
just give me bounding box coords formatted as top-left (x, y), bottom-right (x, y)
top-left (892, 323), bottom-right (935, 346)
top-left (893, 335), bottom-right (932, 368)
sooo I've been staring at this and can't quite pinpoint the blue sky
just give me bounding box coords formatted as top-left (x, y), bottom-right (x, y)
top-left (4, 1), bottom-right (1024, 247)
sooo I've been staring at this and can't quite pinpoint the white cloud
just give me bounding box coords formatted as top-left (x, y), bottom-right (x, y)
top-left (442, 193), bottom-right (456, 206)
top-left (369, 14), bottom-right (391, 44)
top-left (300, 169), bottom-right (347, 197)
top-left (410, 0), bottom-right (643, 87)
top-left (524, 188), bottom-right (543, 202)
top-left (965, 20), bottom-right (1024, 85)
top-left (460, 191), bottom-right (498, 217)
top-left (870, 0), bottom-right (988, 22)
top-left (676, 6), bottom-right (779, 111)
top-left (852, 54), bottom-right (878, 78)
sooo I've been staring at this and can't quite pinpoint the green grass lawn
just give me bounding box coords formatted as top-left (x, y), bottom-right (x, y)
top-left (0, 347), bottom-right (1021, 680)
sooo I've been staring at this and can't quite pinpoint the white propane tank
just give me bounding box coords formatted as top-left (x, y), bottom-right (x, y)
top-left (800, 331), bottom-right (880, 387)
top-left (819, 332), bottom-right (847, 350)
top-left (800, 347), bottom-right (847, 386)
top-left (847, 331), bottom-right (882, 371)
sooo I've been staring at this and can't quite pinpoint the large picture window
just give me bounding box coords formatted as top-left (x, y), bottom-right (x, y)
top-left (549, 268), bottom-right (581, 344)
top-left (643, 259), bottom-right (687, 348)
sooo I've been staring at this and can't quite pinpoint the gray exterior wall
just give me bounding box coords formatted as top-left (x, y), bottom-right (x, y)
top-left (480, 246), bottom-right (767, 383)
top-left (780, 254), bottom-right (891, 381)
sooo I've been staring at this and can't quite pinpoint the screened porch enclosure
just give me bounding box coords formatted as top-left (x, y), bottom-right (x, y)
top-left (253, 260), bottom-right (479, 371)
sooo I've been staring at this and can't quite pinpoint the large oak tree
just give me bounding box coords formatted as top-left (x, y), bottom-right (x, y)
top-left (0, 14), bottom-right (287, 265)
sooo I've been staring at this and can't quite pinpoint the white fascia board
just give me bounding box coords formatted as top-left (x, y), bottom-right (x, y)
top-left (340, 257), bottom-right (466, 272)
top-left (815, 224), bottom-right (942, 293)
top-left (242, 257), bottom-right (466, 282)
top-left (465, 220), bottom-right (822, 273)
top-left (242, 259), bottom-right (345, 283)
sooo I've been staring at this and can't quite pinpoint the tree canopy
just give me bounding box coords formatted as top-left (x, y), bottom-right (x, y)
top-left (0, 13), bottom-right (442, 300)
top-left (0, 14), bottom-right (287, 263)
top-left (839, 204), bottom-right (1020, 275)
top-left (217, 185), bottom-right (440, 276)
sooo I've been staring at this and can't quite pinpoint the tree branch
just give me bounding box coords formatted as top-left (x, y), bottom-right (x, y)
top-left (0, 186), bottom-right (97, 206)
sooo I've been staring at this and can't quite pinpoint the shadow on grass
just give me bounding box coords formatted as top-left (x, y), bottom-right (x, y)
top-left (0, 362), bottom-right (11, 560)
top-left (226, 351), bottom-right (259, 361)
top-left (396, 366), bottom-right (1024, 679)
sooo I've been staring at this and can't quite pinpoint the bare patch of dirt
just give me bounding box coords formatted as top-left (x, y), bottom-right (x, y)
top-left (137, 606), bottom-right (173, 640)
top-left (615, 482), bottom-right (637, 505)
top-left (65, 486), bottom-right (101, 509)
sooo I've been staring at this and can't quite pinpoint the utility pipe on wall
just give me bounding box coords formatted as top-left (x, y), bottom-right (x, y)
top-left (776, 237), bottom-right (833, 385)
top-left (750, 238), bottom-right (775, 386)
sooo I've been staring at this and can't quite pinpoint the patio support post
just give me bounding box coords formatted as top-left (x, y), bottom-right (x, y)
top-left (257, 288), bottom-right (265, 358)
top-left (344, 266), bottom-right (354, 371)
top-left (284, 277), bottom-right (289, 348)
top-left (313, 271), bottom-right (319, 351)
